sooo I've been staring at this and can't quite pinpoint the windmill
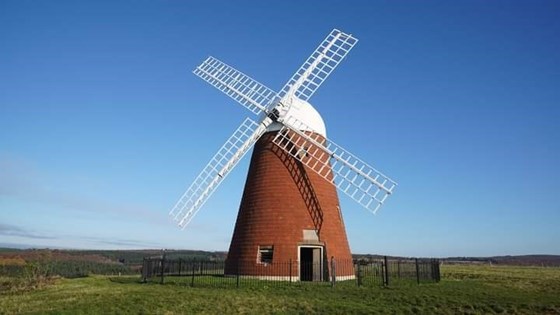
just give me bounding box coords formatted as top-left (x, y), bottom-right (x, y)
top-left (170, 29), bottom-right (397, 281)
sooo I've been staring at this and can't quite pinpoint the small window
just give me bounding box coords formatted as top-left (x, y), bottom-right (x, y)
top-left (258, 245), bottom-right (274, 264)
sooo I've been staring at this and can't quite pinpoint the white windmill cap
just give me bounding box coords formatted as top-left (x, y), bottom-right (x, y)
top-left (267, 98), bottom-right (327, 137)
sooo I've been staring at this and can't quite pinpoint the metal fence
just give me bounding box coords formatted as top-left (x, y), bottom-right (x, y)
top-left (141, 256), bottom-right (440, 288)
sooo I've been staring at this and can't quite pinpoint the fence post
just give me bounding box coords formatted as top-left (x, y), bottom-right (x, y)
top-left (383, 256), bottom-right (389, 287)
top-left (236, 261), bottom-right (240, 288)
top-left (289, 259), bottom-right (292, 284)
top-left (330, 257), bottom-right (336, 287)
top-left (160, 253), bottom-right (166, 285)
top-left (430, 259), bottom-right (434, 282)
top-left (191, 259), bottom-right (196, 287)
top-left (432, 259), bottom-right (440, 282)
top-left (357, 261), bottom-right (362, 287)
top-left (178, 258), bottom-right (182, 277)
top-left (415, 258), bottom-right (420, 285)
top-left (141, 258), bottom-right (146, 282)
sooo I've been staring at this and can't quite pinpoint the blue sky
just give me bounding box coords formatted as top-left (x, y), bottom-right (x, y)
top-left (1, 0), bottom-right (559, 257)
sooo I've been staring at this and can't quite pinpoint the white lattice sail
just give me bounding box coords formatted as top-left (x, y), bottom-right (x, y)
top-left (194, 56), bottom-right (278, 115)
top-left (171, 28), bottom-right (397, 230)
top-left (272, 115), bottom-right (397, 213)
top-left (170, 117), bottom-right (272, 228)
top-left (278, 29), bottom-right (358, 102)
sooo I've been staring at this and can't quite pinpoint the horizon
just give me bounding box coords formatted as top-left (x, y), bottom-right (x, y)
top-left (1, 1), bottom-right (559, 257)
top-left (2, 242), bottom-right (559, 260)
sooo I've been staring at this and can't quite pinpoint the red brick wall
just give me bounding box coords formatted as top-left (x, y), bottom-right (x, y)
top-left (225, 131), bottom-right (354, 277)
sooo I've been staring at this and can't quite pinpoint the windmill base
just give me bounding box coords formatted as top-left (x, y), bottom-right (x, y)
top-left (224, 258), bottom-right (355, 282)
top-left (225, 131), bottom-right (355, 281)
top-left (222, 273), bottom-right (356, 282)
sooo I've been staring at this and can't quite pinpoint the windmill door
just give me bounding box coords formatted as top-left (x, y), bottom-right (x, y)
top-left (299, 246), bottom-right (323, 281)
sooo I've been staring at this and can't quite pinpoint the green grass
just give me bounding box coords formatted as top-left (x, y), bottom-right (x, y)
top-left (1, 264), bottom-right (559, 314)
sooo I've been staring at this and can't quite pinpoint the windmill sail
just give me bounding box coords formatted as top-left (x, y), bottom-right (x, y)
top-left (278, 29), bottom-right (358, 102)
top-left (272, 115), bottom-right (396, 214)
top-left (194, 57), bottom-right (278, 115)
top-left (170, 117), bottom-right (272, 228)
top-left (171, 28), bottom-right (397, 231)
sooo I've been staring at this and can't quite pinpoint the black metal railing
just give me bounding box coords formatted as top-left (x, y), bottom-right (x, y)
top-left (141, 256), bottom-right (440, 288)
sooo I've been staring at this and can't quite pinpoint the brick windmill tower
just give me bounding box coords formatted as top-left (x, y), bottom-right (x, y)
top-left (170, 29), bottom-right (397, 281)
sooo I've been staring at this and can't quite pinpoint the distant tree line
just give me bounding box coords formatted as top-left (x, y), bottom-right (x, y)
top-left (0, 248), bottom-right (228, 279)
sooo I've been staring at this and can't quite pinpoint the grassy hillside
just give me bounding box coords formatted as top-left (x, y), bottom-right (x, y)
top-left (1, 264), bottom-right (559, 314)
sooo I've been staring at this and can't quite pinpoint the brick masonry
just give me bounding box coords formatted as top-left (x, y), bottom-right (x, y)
top-left (225, 131), bottom-right (354, 277)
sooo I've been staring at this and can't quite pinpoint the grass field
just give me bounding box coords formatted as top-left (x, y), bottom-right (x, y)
top-left (1, 264), bottom-right (559, 314)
